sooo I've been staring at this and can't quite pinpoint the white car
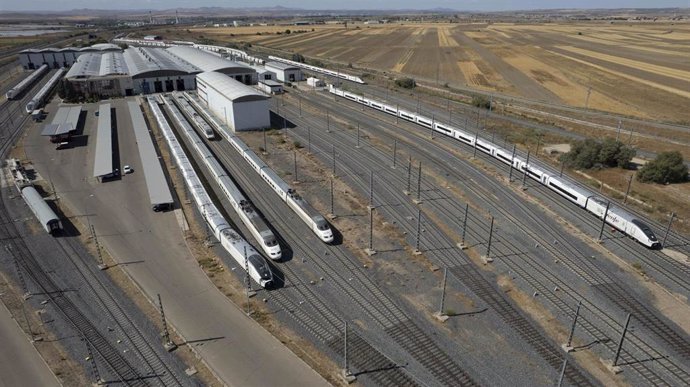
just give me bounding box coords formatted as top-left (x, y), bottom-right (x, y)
top-left (123, 165), bottom-right (133, 174)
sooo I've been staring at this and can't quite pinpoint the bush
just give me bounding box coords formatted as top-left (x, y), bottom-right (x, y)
top-left (285, 29), bottom-right (291, 34)
top-left (471, 95), bottom-right (491, 110)
top-left (637, 151), bottom-right (688, 184)
top-left (394, 77), bottom-right (416, 89)
top-left (559, 138), bottom-right (635, 170)
top-left (292, 53), bottom-right (305, 63)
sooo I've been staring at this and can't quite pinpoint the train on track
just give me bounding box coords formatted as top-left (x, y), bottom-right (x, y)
top-left (5, 64), bottom-right (48, 100)
top-left (268, 55), bottom-right (365, 84)
top-left (184, 92), bottom-right (334, 243)
top-left (165, 93), bottom-right (282, 260)
top-left (25, 68), bottom-right (65, 114)
top-left (148, 96), bottom-right (274, 288)
top-left (328, 85), bottom-right (661, 249)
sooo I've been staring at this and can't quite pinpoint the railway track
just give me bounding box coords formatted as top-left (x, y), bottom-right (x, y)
top-left (162, 106), bottom-right (428, 387)
top-left (279, 92), bottom-right (690, 385)
top-left (0, 103), bottom-right (148, 386)
top-left (279, 100), bottom-right (594, 387)
top-left (0, 80), bottom-right (192, 385)
top-left (347, 83), bottom-right (690, 264)
top-left (54, 237), bottom-right (187, 386)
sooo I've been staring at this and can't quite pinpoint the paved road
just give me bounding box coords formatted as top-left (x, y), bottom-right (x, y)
top-left (0, 302), bottom-right (61, 387)
top-left (24, 97), bottom-right (329, 387)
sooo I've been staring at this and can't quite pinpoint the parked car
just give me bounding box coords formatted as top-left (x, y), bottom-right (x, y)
top-left (123, 165), bottom-right (133, 174)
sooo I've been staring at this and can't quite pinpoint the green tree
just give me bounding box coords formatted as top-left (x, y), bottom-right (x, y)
top-left (560, 138), bottom-right (635, 170)
top-left (471, 95), bottom-right (491, 110)
top-left (292, 53), bottom-right (305, 63)
top-left (394, 77), bottom-right (416, 89)
top-left (597, 138), bottom-right (635, 168)
top-left (637, 151), bottom-right (688, 184)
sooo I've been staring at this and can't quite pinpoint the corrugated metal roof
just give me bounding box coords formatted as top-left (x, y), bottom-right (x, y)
top-left (40, 123), bottom-right (69, 136)
top-left (123, 47), bottom-right (199, 77)
top-left (49, 106), bottom-right (81, 132)
top-left (66, 52), bottom-right (128, 79)
top-left (196, 71), bottom-right (267, 102)
top-left (93, 104), bottom-right (113, 178)
top-left (127, 100), bottom-right (173, 205)
top-left (265, 61), bottom-right (300, 71)
top-left (166, 46), bottom-right (253, 74)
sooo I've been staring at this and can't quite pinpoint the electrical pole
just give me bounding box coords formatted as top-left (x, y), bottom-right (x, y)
top-left (522, 150), bottom-right (531, 190)
top-left (368, 171), bottom-right (374, 210)
top-left (365, 207), bottom-right (376, 256)
top-left (436, 267), bottom-right (448, 321)
top-left (328, 179), bottom-right (336, 219)
top-left (472, 131), bottom-right (479, 158)
top-left (481, 216), bottom-right (494, 264)
top-left (331, 145), bottom-right (336, 177)
top-left (413, 208), bottom-right (422, 255)
top-left (509, 144), bottom-right (516, 182)
top-left (414, 161), bottom-right (422, 204)
top-left (612, 314), bottom-right (632, 371)
top-left (158, 294), bottom-right (176, 351)
top-left (563, 301), bottom-right (581, 352)
top-left (623, 174), bottom-right (633, 204)
top-left (262, 127), bottom-right (267, 154)
top-left (293, 151), bottom-right (298, 183)
top-left (457, 203), bottom-right (469, 249)
top-left (341, 321), bottom-right (355, 382)
top-left (404, 156), bottom-right (412, 195)
top-left (356, 122), bottom-right (360, 148)
top-left (662, 212), bottom-right (675, 247)
top-left (598, 202), bottom-right (611, 242)
top-left (392, 139), bottom-right (397, 169)
top-left (307, 126), bottom-right (311, 153)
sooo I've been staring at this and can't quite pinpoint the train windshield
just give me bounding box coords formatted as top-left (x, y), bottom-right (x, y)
top-left (314, 217), bottom-right (329, 231)
top-left (248, 255), bottom-right (273, 279)
top-left (632, 219), bottom-right (657, 241)
top-left (264, 237), bottom-right (278, 247)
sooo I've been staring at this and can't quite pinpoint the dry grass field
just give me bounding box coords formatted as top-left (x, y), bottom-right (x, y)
top-left (198, 22), bottom-right (690, 123)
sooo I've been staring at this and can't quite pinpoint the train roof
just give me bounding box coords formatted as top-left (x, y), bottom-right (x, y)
top-left (262, 167), bottom-right (290, 191)
top-left (21, 186), bottom-right (59, 227)
top-left (243, 149), bottom-right (267, 169)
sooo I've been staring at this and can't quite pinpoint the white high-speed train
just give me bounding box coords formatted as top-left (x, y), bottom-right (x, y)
top-left (25, 68), bottom-right (65, 114)
top-left (184, 92), bottom-right (334, 243)
top-left (165, 93), bottom-right (282, 260)
top-left (6, 64), bottom-right (48, 100)
top-left (148, 97), bottom-right (274, 287)
top-left (328, 85), bottom-right (661, 249)
top-left (268, 55), bottom-right (365, 84)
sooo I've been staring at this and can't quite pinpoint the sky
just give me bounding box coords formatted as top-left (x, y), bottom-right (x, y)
top-left (2, 0), bottom-right (689, 12)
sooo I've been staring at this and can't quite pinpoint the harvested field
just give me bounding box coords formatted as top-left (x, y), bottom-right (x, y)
top-left (221, 21), bottom-right (690, 122)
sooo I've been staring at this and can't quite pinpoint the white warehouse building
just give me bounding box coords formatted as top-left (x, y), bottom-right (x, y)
top-left (264, 61), bottom-right (303, 83)
top-left (196, 71), bottom-right (269, 132)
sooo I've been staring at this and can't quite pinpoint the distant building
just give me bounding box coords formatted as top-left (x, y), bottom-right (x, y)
top-left (18, 43), bottom-right (121, 69)
top-left (264, 61), bottom-right (303, 83)
top-left (258, 80), bottom-right (283, 94)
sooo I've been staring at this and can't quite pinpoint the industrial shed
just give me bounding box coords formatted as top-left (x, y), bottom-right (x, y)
top-left (19, 43), bottom-right (121, 70)
top-left (167, 46), bottom-right (257, 85)
top-left (196, 71), bottom-right (269, 132)
top-left (123, 47), bottom-right (200, 95)
top-left (65, 52), bottom-right (131, 98)
top-left (265, 61), bottom-right (303, 83)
